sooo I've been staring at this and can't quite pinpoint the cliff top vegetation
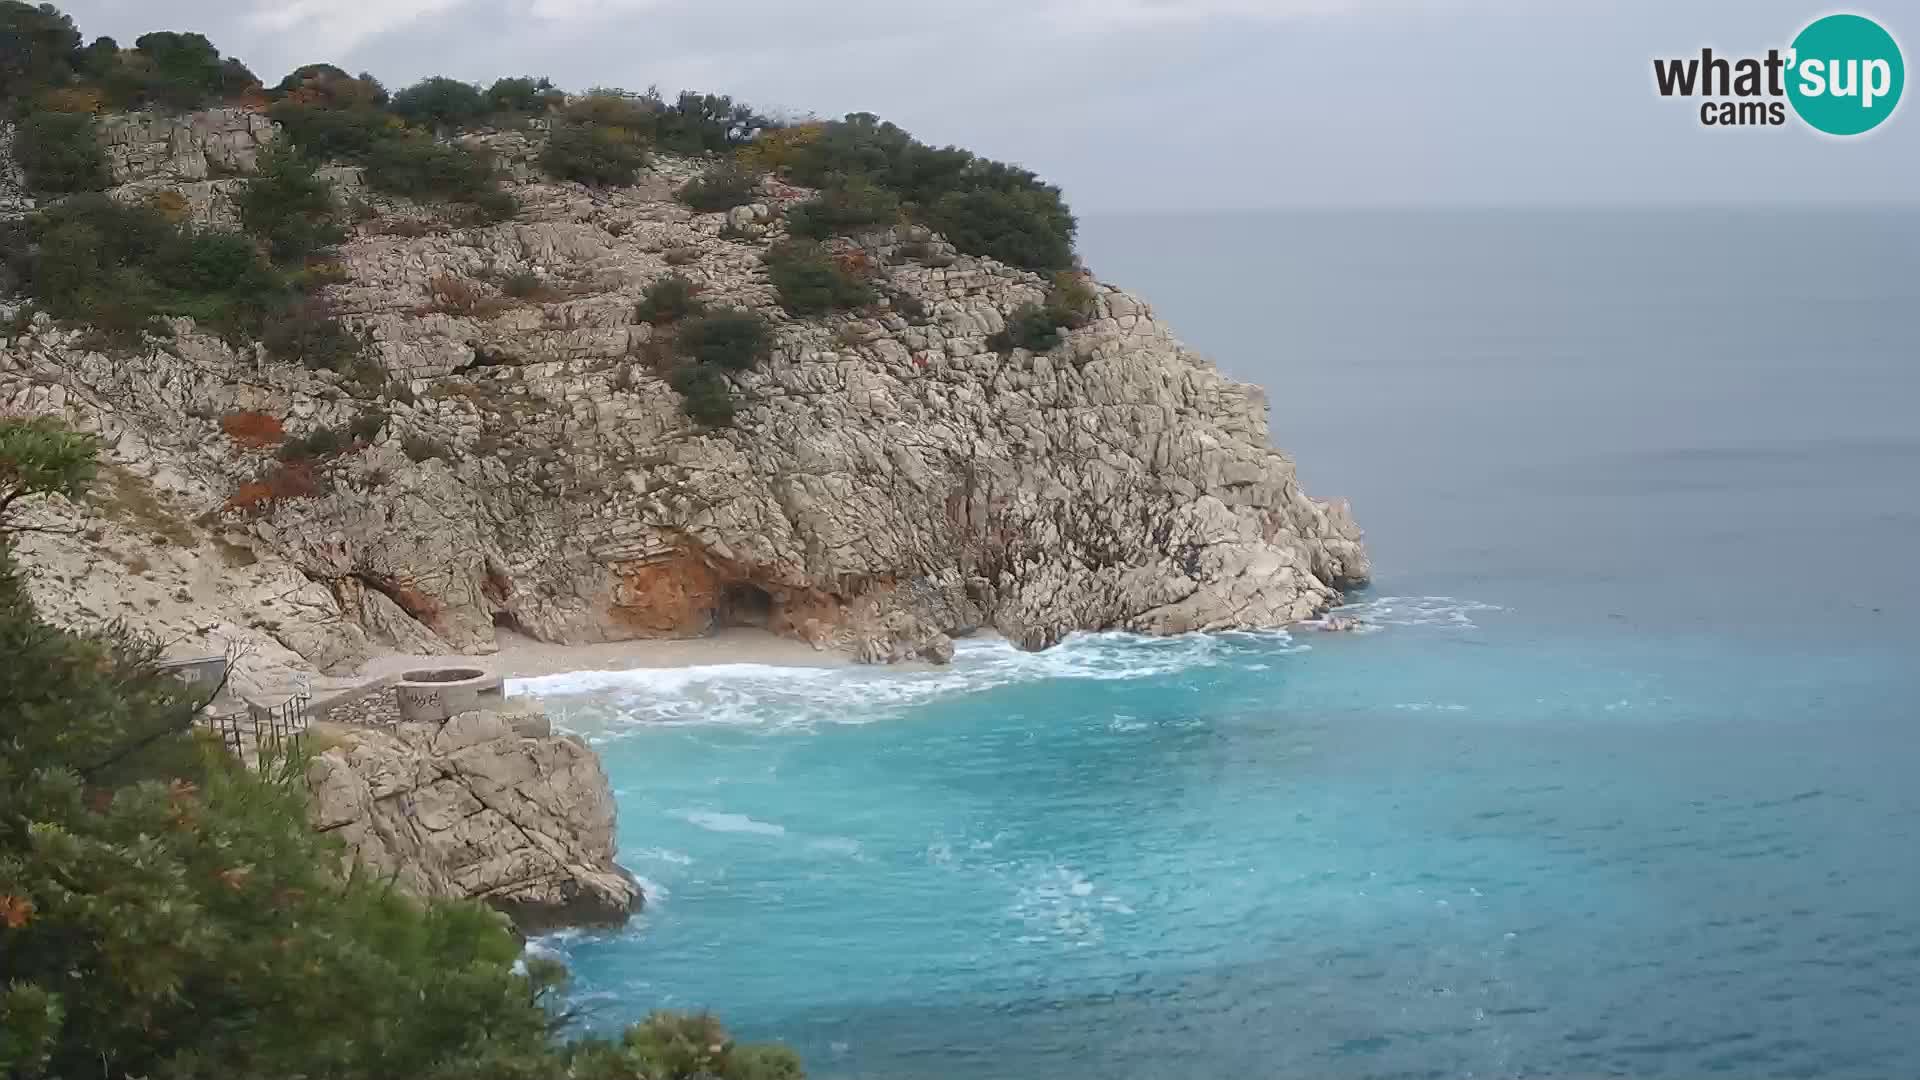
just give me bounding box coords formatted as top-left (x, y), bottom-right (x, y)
top-left (0, 0), bottom-right (1076, 271)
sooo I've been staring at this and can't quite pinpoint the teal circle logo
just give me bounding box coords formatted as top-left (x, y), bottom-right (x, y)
top-left (1787, 14), bottom-right (1904, 135)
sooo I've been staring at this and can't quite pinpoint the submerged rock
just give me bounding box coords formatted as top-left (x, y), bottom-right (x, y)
top-left (305, 707), bottom-right (642, 932)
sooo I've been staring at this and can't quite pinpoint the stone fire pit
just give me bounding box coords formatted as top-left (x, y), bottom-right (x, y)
top-left (393, 667), bottom-right (505, 723)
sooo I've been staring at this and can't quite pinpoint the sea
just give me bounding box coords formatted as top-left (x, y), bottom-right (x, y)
top-left (514, 208), bottom-right (1920, 1080)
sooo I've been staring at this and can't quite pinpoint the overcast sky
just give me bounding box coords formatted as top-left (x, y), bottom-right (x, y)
top-left (53, 0), bottom-right (1918, 211)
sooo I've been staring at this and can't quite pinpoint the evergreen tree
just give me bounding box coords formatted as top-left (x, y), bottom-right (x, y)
top-left (0, 418), bottom-right (803, 1079)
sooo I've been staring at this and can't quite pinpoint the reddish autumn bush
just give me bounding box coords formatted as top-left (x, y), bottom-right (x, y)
top-left (222, 461), bottom-right (319, 514)
top-left (220, 410), bottom-right (284, 448)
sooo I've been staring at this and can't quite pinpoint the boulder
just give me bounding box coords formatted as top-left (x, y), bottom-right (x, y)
top-left (305, 708), bottom-right (642, 932)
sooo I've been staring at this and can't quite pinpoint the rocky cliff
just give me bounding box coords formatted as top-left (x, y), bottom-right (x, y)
top-left (0, 108), bottom-right (1367, 689)
top-left (305, 706), bottom-right (642, 932)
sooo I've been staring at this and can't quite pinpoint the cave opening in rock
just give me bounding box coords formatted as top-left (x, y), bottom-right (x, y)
top-left (721, 582), bottom-right (774, 628)
top-left (491, 609), bottom-right (529, 642)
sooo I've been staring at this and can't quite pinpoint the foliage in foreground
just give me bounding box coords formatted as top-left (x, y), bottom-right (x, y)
top-left (0, 418), bottom-right (804, 1080)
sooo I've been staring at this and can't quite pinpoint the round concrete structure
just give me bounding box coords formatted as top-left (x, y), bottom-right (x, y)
top-left (393, 667), bottom-right (505, 724)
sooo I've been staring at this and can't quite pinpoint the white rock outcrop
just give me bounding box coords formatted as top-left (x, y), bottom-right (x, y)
top-left (304, 707), bottom-right (642, 932)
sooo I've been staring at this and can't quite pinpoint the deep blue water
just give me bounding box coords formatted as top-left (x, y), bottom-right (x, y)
top-left (517, 209), bottom-right (1920, 1079)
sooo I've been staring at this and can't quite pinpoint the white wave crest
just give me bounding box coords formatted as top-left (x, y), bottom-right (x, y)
top-left (505, 630), bottom-right (1283, 735)
top-left (671, 809), bottom-right (787, 837)
top-left (1333, 595), bottom-right (1505, 630)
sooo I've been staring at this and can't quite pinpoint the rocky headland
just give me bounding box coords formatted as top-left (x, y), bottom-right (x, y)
top-left (1, 107), bottom-right (1367, 699)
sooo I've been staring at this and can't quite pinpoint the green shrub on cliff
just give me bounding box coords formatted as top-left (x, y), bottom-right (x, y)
top-left (763, 240), bottom-right (873, 316)
top-left (238, 144), bottom-right (347, 262)
top-left (678, 161), bottom-right (761, 213)
top-left (13, 195), bottom-right (282, 343)
top-left (12, 110), bottom-right (108, 193)
top-left (8, 194), bottom-right (367, 356)
top-left (654, 90), bottom-right (768, 156)
top-left (635, 274), bottom-right (704, 324)
top-left (925, 185), bottom-right (1075, 275)
top-left (262, 295), bottom-right (363, 372)
top-left (267, 100), bottom-right (399, 159)
top-left (774, 113), bottom-right (1076, 271)
top-left (391, 75), bottom-right (487, 130)
top-left (988, 303), bottom-right (1061, 353)
top-left (657, 308), bottom-right (769, 427)
top-left (783, 174), bottom-right (901, 239)
top-left (486, 75), bottom-right (562, 116)
top-left (0, 418), bottom-right (805, 1080)
top-left (268, 94), bottom-right (512, 218)
top-left (985, 273), bottom-right (1096, 354)
top-left (668, 361), bottom-right (737, 427)
top-left (363, 135), bottom-right (507, 212)
top-left (677, 309), bottom-right (770, 371)
top-left (542, 121), bottom-right (648, 186)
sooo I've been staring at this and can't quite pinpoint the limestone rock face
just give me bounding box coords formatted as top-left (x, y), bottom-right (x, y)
top-left (305, 708), bottom-right (642, 932)
top-left (98, 107), bottom-right (277, 184)
top-left (0, 109), bottom-right (1368, 675)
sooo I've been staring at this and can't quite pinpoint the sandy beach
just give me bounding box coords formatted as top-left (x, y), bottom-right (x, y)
top-left (347, 626), bottom-right (845, 684)
top-left (293, 627), bottom-right (846, 717)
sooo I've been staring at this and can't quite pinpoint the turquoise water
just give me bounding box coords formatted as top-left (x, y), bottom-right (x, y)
top-left (518, 209), bottom-right (1920, 1079)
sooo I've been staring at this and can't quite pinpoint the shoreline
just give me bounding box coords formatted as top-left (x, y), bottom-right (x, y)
top-left (357, 626), bottom-right (848, 682)
top-left (302, 627), bottom-right (847, 709)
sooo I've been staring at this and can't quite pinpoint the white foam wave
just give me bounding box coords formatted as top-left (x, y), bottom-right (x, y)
top-left (671, 809), bottom-right (786, 837)
top-left (629, 846), bottom-right (693, 866)
top-left (1333, 595), bottom-right (1505, 630)
top-left (1006, 864), bottom-right (1130, 944)
top-left (506, 629), bottom-right (1282, 735)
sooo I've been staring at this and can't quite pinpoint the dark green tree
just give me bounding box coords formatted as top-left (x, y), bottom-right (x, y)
top-left (485, 75), bottom-right (560, 115)
top-left (12, 110), bottom-right (107, 193)
top-left (0, 419), bottom-right (811, 1077)
top-left (653, 91), bottom-right (767, 155)
top-left (391, 75), bottom-right (487, 129)
top-left (238, 144), bottom-right (346, 262)
top-left (0, 0), bottom-right (80, 103)
top-left (129, 30), bottom-right (254, 105)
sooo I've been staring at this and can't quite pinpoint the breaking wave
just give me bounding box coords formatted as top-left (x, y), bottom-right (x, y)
top-left (506, 630), bottom-right (1288, 735)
